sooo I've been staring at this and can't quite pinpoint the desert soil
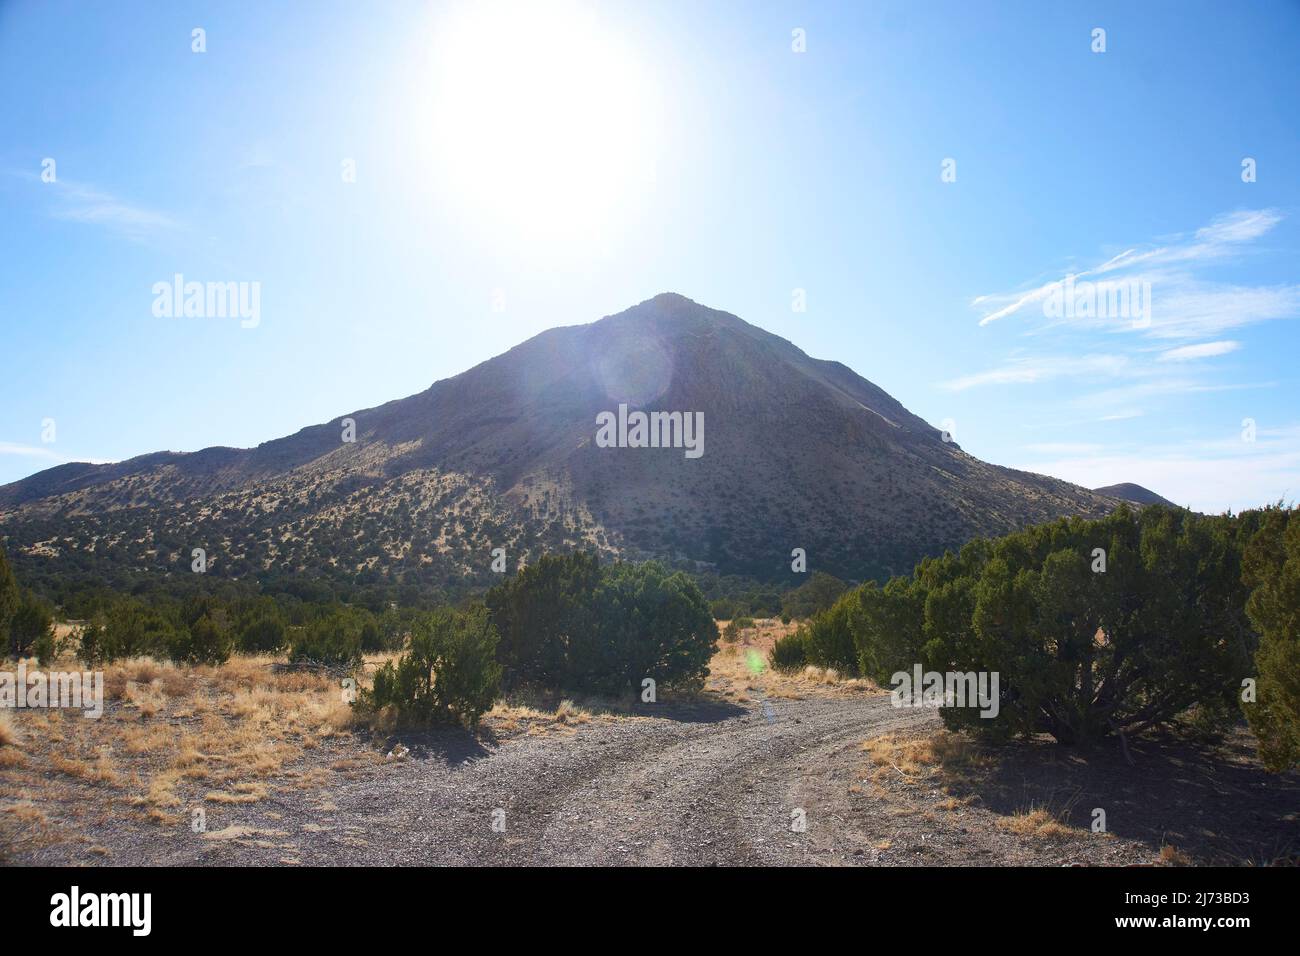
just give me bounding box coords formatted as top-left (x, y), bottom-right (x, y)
top-left (6, 684), bottom-right (1295, 866)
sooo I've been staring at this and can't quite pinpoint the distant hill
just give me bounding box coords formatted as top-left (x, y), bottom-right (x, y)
top-left (0, 293), bottom-right (1120, 590)
top-left (1093, 482), bottom-right (1176, 507)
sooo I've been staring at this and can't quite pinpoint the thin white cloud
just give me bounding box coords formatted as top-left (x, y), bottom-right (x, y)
top-left (1072, 378), bottom-right (1275, 411)
top-left (1156, 340), bottom-right (1241, 362)
top-left (48, 180), bottom-right (178, 237)
top-left (1019, 424), bottom-right (1300, 513)
top-left (6, 170), bottom-right (180, 239)
top-left (972, 209), bottom-right (1298, 337)
top-left (0, 442), bottom-right (61, 461)
top-left (941, 354), bottom-right (1129, 391)
top-left (0, 442), bottom-right (115, 466)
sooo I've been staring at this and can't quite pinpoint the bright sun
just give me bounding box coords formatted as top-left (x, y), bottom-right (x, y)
top-left (425, 1), bottom-right (661, 244)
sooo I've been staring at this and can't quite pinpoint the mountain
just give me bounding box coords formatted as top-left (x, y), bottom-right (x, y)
top-left (1093, 482), bottom-right (1176, 508)
top-left (0, 293), bottom-right (1119, 593)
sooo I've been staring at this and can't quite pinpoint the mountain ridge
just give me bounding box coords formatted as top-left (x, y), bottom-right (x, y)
top-left (1, 293), bottom-right (1121, 588)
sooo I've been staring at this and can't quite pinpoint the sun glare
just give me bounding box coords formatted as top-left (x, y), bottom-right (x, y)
top-left (426, 1), bottom-right (661, 244)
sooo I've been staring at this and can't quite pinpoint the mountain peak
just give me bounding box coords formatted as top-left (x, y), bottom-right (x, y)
top-left (0, 296), bottom-right (1119, 585)
top-left (1093, 482), bottom-right (1177, 507)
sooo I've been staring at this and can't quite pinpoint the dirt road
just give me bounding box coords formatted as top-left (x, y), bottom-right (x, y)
top-left (14, 693), bottom-right (935, 866)
top-left (212, 693), bottom-right (935, 866)
top-left (15, 685), bottom-right (1291, 866)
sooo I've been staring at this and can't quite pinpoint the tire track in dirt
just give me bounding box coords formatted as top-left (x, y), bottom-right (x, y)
top-left (531, 694), bottom-right (937, 865)
top-left (18, 694), bottom-right (934, 866)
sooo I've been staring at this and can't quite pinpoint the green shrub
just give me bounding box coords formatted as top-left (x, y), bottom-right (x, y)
top-left (33, 627), bottom-right (58, 667)
top-left (0, 542), bottom-right (19, 649)
top-left (289, 608), bottom-right (364, 668)
top-left (709, 598), bottom-right (738, 620)
top-left (168, 614), bottom-right (234, 665)
top-left (8, 590), bottom-right (53, 659)
top-left (236, 598), bottom-right (287, 654)
top-left (925, 506), bottom-right (1252, 745)
top-left (78, 616), bottom-right (107, 665)
top-left (850, 576), bottom-right (924, 683)
top-left (1241, 507), bottom-right (1300, 770)
top-left (769, 630), bottom-right (808, 673)
top-left (781, 571), bottom-right (849, 620)
top-left (94, 598), bottom-right (178, 662)
top-left (361, 606), bottom-right (501, 727)
top-left (485, 552), bottom-right (601, 687)
top-left (801, 594), bottom-right (859, 674)
top-left (583, 561), bottom-right (717, 695)
top-left (486, 554), bottom-right (717, 695)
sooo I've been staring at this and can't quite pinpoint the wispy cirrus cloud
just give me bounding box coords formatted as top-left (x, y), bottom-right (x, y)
top-left (1019, 423), bottom-right (1300, 514)
top-left (0, 442), bottom-right (62, 462)
top-left (0, 442), bottom-right (114, 466)
top-left (7, 169), bottom-right (179, 240)
top-left (971, 209), bottom-right (1299, 339)
top-left (942, 353), bottom-right (1129, 391)
top-left (1156, 340), bottom-right (1241, 362)
top-left (48, 180), bottom-right (178, 238)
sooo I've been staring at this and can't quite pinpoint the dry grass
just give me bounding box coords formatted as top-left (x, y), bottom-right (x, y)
top-left (706, 620), bottom-right (879, 702)
top-left (1159, 843), bottom-right (1193, 866)
top-left (0, 710), bottom-right (19, 748)
top-left (998, 807), bottom-right (1078, 840)
top-left (486, 694), bottom-right (619, 738)
top-left (862, 730), bottom-right (990, 783)
top-left (0, 651), bottom-right (366, 857)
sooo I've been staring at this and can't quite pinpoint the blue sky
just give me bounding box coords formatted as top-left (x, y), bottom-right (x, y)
top-left (2, 0), bottom-right (1298, 512)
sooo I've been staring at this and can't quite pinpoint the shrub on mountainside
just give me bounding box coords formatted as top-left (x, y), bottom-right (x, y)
top-left (485, 553), bottom-right (718, 695)
top-left (485, 552), bottom-right (602, 687)
top-left (8, 590), bottom-right (54, 659)
top-left (850, 576), bottom-right (925, 684)
top-left (781, 571), bottom-right (849, 620)
top-left (769, 630), bottom-right (808, 673)
top-left (1241, 506), bottom-right (1300, 770)
top-left (0, 542), bottom-right (20, 654)
top-left (800, 594), bottom-right (859, 674)
top-left (288, 607), bottom-right (365, 669)
top-left (361, 606), bottom-right (501, 727)
top-left (167, 613), bottom-right (234, 665)
top-left (235, 597), bottom-right (288, 654)
top-left (855, 506), bottom-right (1256, 746)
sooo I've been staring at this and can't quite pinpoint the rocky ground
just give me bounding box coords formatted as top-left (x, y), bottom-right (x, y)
top-left (6, 681), bottom-right (1294, 866)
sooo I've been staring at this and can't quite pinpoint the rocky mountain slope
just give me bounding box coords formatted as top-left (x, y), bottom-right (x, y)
top-left (0, 293), bottom-right (1121, 590)
top-left (1092, 483), bottom-right (1176, 508)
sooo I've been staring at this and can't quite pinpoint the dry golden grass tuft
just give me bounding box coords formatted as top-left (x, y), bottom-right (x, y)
top-left (104, 659), bottom-right (191, 701)
top-left (862, 730), bottom-right (990, 783)
top-left (485, 693), bottom-right (625, 738)
top-left (205, 781), bottom-right (269, 804)
top-left (553, 699), bottom-right (590, 725)
top-left (998, 807), bottom-right (1078, 840)
top-left (0, 710), bottom-right (20, 748)
top-left (0, 650), bottom-right (370, 857)
top-left (1159, 843), bottom-right (1193, 866)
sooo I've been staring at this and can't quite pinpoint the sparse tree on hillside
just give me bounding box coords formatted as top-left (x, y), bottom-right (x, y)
top-left (0, 541), bottom-right (20, 654)
top-left (1242, 508), bottom-right (1300, 771)
top-left (8, 590), bottom-right (54, 659)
